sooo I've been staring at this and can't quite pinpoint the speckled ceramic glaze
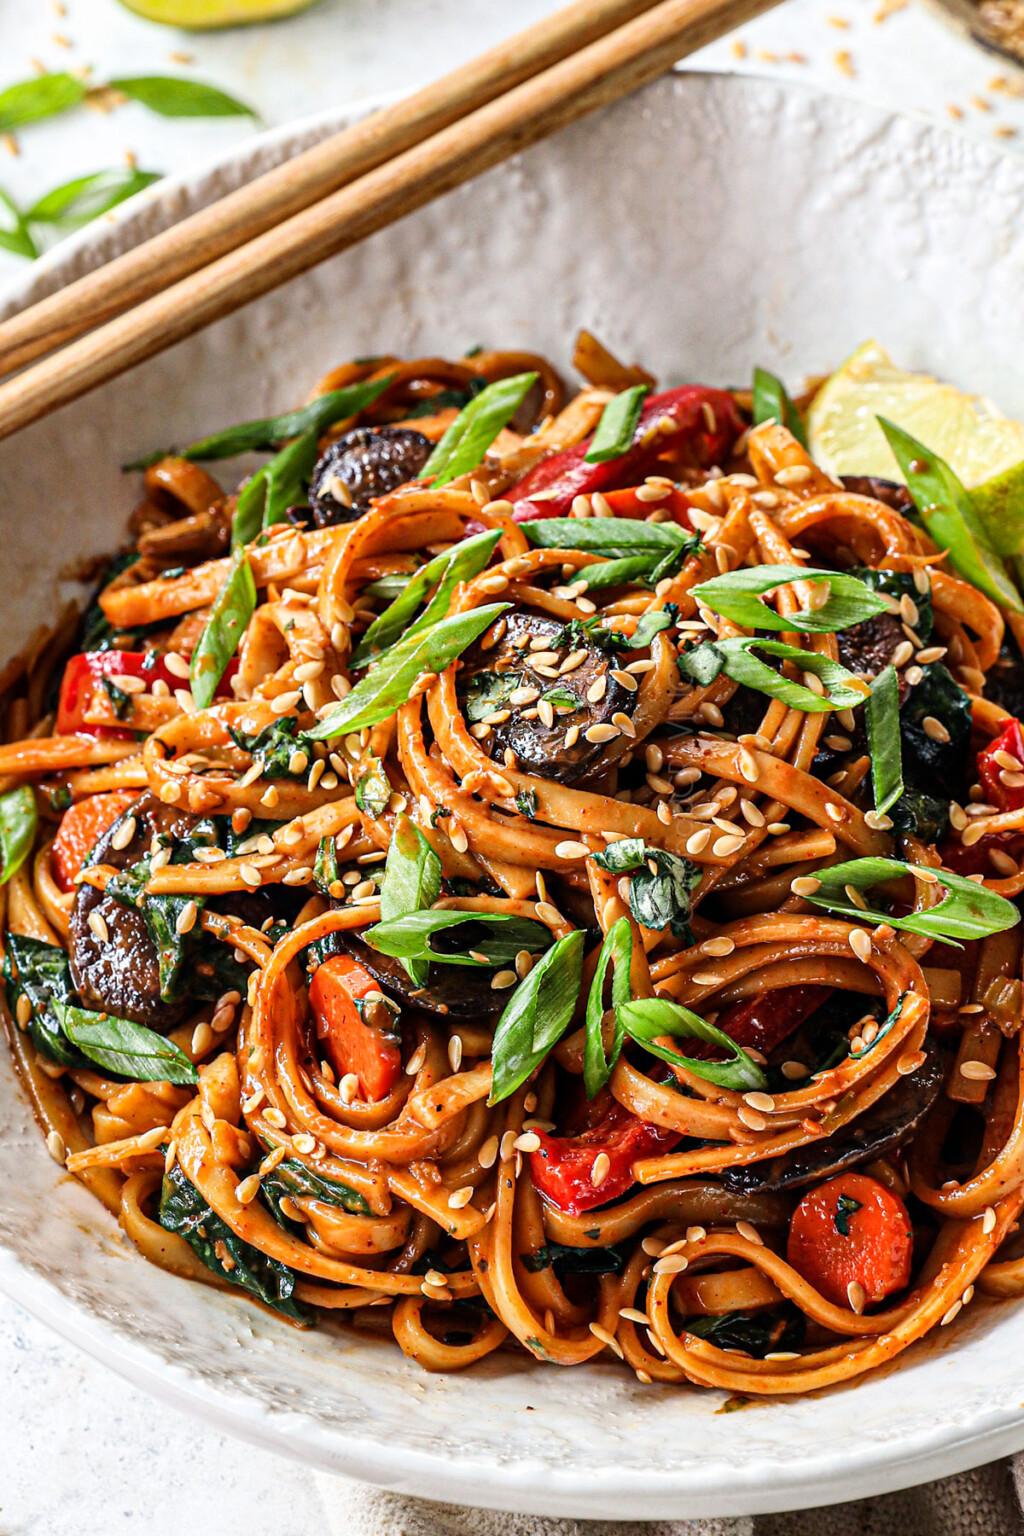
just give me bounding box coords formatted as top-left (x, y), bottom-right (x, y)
top-left (3, 73), bottom-right (1024, 1521)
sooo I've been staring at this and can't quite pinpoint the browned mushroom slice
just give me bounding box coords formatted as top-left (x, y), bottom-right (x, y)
top-left (333, 929), bottom-right (501, 1020)
top-left (839, 475), bottom-right (916, 515)
top-left (716, 1038), bottom-right (943, 1194)
top-left (309, 426), bottom-right (433, 525)
top-left (456, 609), bottom-right (639, 787)
top-left (69, 793), bottom-right (198, 1031)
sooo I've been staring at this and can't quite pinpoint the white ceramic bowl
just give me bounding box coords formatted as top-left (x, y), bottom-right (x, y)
top-left (3, 72), bottom-right (1024, 1521)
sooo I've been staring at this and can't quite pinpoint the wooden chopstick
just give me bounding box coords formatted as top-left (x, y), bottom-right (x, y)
top-left (0, 0), bottom-right (666, 380)
top-left (0, 0), bottom-right (779, 443)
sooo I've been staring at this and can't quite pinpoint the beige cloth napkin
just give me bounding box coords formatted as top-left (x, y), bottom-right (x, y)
top-left (327, 1456), bottom-right (1024, 1535)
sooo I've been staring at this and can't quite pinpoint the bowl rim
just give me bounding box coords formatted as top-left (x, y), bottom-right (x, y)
top-left (3, 69), bottom-right (1024, 1519)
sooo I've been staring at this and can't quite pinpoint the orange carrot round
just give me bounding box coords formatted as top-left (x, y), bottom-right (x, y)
top-left (308, 953), bottom-right (402, 1102)
top-left (51, 791), bottom-right (140, 892)
top-left (786, 1171), bottom-right (913, 1309)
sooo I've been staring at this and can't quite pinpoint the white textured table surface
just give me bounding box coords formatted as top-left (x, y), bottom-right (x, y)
top-left (2, 0), bottom-right (1024, 1529)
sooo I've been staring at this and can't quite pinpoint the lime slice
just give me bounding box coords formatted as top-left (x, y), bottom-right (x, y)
top-left (116, 0), bottom-right (321, 27)
top-left (808, 340), bottom-right (1024, 558)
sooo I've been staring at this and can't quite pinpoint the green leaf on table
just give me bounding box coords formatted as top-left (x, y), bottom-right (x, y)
top-left (350, 529), bottom-right (501, 667)
top-left (25, 168), bottom-right (160, 228)
top-left (489, 930), bottom-right (584, 1104)
top-left (127, 374), bottom-right (394, 468)
top-left (617, 997), bottom-right (769, 1091)
top-left (189, 548), bottom-right (256, 709)
top-left (364, 908), bottom-right (550, 971)
top-left (584, 384), bottom-right (651, 463)
top-left (878, 417), bottom-right (1024, 614)
top-left (305, 603), bottom-right (510, 740)
top-left (692, 564), bottom-right (889, 634)
top-left (865, 664), bottom-right (903, 816)
top-left (803, 856), bottom-right (1020, 943)
top-left (378, 816), bottom-right (442, 987)
top-left (54, 1000), bottom-right (198, 1085)
top-left (0, 73), bottom-right (85, 133)
top-left (677, 636), bottom-right (868, 714)
top-left (583, 917), bottom-right (632, 1099)
top-left (752, 366), bottom-right (807, 447)
top-left (109, 76), bottom-right (256, 119)
top-left (423, 372), bottom-right (538, 488)
top-left (0, 785), bottom-right (37, 885)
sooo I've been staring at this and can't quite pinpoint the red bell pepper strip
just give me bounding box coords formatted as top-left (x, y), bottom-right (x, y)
top-left (600, 485), bottom-right (695, 531)
top-left (711, 985), bottom-right (831, 1059)
top-left (528, 1097), bottom-right (681, 1216)
top-left (507, 385), bottom-right (744, 522)
top-left (977, 718), bottom-right (1024, 813)
top-left (56, 650), bottom-right (237, 739)
top-left (308, 953), bottom-right (403, 1103)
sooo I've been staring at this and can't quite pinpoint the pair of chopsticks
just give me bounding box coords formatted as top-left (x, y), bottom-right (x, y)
top-left (0, 0), bottom-right (779, 443)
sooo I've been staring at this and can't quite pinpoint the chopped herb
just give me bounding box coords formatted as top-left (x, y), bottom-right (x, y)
top-left (515, 789), bottom-right (539, 821)
top-left (355, 756), bottom-right (391, 819)
top-left (591, 840), bottom-right (700, 940)
top-left (100, 674), bottom-right (133, 720)
top-left (834, 1193), bottom-right (862, 1236)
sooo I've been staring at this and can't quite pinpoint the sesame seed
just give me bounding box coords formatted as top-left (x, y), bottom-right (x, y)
top-left (589, 1322), bottom-right (624, 1357)
top-left (923, 716), bottom-right (950, 744)
top-left (611, 668), bottom-right (639, 692)
top-left (536, 901), bottom-right (564, 927)
top-left (235, 1174), bottom-right (261, 1205)
top-left (703, 936), bottom-right (735, 956)
top-left (743, 1091), bottom-right (775, 1113)
top-left (585, 723), bottom-right (620, 743)
top-left (864, 809), bottom-right (894, 831)
top-left (490, 969), bottom-right (517, 990)
top-left (271, 690), bottom-right (302, 715)
top-left (686, 828), bottom-right (712, 855)
top-left (87, 910), bottom-right (109, 943)
top-left (739, 747), bottom-right (759, 783)
top-left (449, 822), bottom-right (469, 854)
top-left (847, 1280), bottom-right (866, 1314)
top-left (791, 876), bottom-right (821, 896)
top-left (611, 711), bottom-right (636, 738)
top-left (110, 816), bottom-right (137, 851)
top-left (46, 1129), bottom-right (66, 1164)
top-left (340, 1073), bottom-right (358, 1104)
top-left (713, 833), bottom-right (745, 857)
top-left (447, 1185), bottom-right (475, 1209)
top-left (891, 640), bottom-right (915, 668)
top-left (620, 1306), bottom-right (650, 1325)
top-left (514, 1132), bottom-right (541, 1152)
top-left (555, 839), bottom-right (590, 859)
top-left (653, 1253), bottom-right (690, 1275)
top-left (737, 1106), bottom-right (767, 1132)
top-left (849, 929), bottom-right (872, 962)
top-left (960, 1060), bottom-right (996, 1081)
top-left (775, 464), bottom-right (812, 487)
top-left (175, 899), bottom-right (198, 935)
top-left (897, 1050), bottom-right (927, 1075)
top-left (447, 1035), bottom-right (463, 1073)
top-left (940, 1300), bottom-right (962, 1327)
top-left (915, 646), bottom-right (946, 665)
top-left (982, 1206), bottom-right (997, 1234)
top-left (163, 651), bottom-right (190, 679)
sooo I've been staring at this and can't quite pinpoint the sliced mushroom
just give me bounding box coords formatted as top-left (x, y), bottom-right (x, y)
top-left (456, 608), bottom-right (638, 787)
top-left (69, 793), bottom-right (198, 1031)
top-left (309, 426), bottom-right (433, 525)
top-left (717, 1037), bottom-right (944, 1193)
top-left (333, 928), bottom-right (501, 1020)
top-left (839, 475), bottom-right (916, 515)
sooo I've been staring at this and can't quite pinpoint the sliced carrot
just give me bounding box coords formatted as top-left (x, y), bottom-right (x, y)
top-left (786, 1171), bottom-right (913, 1309)
top-left (308, 953), bottom-right (402, 1103)
top-left (51, 791), bottom-right (140, 892)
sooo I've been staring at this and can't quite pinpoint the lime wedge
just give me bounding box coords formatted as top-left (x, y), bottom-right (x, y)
top-left (116, 0), bottom-right (321, 27)
top-left (808, 339), bottom-right (1024, 558)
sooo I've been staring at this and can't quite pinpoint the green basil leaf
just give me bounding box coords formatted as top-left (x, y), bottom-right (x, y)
top-left (379, 816), bottom-right (441, 989)
top-left (109, 76), bottom-right (255, 118)
top-left (804, 856), bottom-right (1020, 943)
top-left (584, 384), bottom-right (651, 464)
top-left (489, 930), bottom-right (584, 1104)
top-left (752, 366), bottom-right (807, 447)
top-left (2, 932), bottom-right (82, 1067)
top-left (305, 602), bottom-right (510, 740)
top-left (591, 840), bottom-right (699, 937)
top-left (0, 785), bottom-right (37, 885)
top-left (54, 1000), bottom-right (198, 1085)
top-left (128, 374), bottom-right (394, 467)
top-left (350, 529), bottom-right (501, 667)
top-left (0, 74), bottom-right (85, 133)
top-left (354, 756), bottom-right (391, 819)
top-left (226, 715), bottom-right (303, 778)
top-left (692, 564), bottom-right (889, 634)
top-left (190, 548), bottom-right (256, 709)
top-left (878, 417), bottom-right (1024, 614)
top-left (625, 611), bottom-right (674, 650)
top-left (0, 185), bottom-right (37, 259)
top-left (866, 664), bottom-right (903, 816)
top-left (364, 909), bottom-right (550, 969)
top-left (524, 516), bottom-right (693, 554)
top-left (584, 917), bottom-right (632, 1098)
top-left (834, 1192), bottom-right (862, 1235)
top-left (423, 372), bottom-right (538, 488)
top-left (678, 637), bottom-right (867, 714)
top-left (617, 997), bottom-right (768, 1091)
top-left (25, 168), bottom-right (160, 227)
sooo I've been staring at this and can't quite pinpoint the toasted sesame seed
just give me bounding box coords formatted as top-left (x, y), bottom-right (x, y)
top-left (611, 711), bottom-right (636, 737)
top-left (743, 1091), bottom-right (775, 1113)
top-left (864, 809), bottom-right (894, 831)
top-left (175, 899), bottom-right (198, 935)
top-left (14, 995), bottom-right (32, 1030)
top-left (849, 929), bottom-right (872, 962)
top-left (46, 1129), bottom-right (66, 1164)
top-left (703, 936), bottom-right (735, 957)
top-left (536, 901), bottom-right (564, 927)
top-left (235, 1174), bottom-right (261, 1205)
top-left (110, 815), bottom-right (137, 851)
top-left (897, 1050), bottom-right (927, 1075)
top-left (891, 639), bottom-right (915, 668)
top-left (339, 1073), bottom-right (358, 1104)
top-left (491, 969), bottom-right (517, 990)
top-left (449, 822), bottom-right (469, 854)
top-left (922, 715), bottom-right (950, 744)
top-left (713, 833), bottom-right (745, 857)
top-left (686, 827), bottom-right (712, 856)
top-left (653, 1253), bottom-right (690, 1275)
top-left (982, 1206), bottom-right (997, 1234)
top-left (960, 1060), bottom-right (996, 1081)
top-left (515, 950), bottom-right (534, 979)
top-left (514, 1132), bottom-right (541, 1152)
top-left (405, 1041), bottom-right (428, 1075)
top-left (775, 464), bottom-right (812, 487)
top-left (940, 1300), bottom-right (963, 1327)
top-left (847, 1280), bottom-right (866, 1314)
top-left (915, 646), bottom-right (946, 665)
top-left (555, 839), bottom-right (591, 860)
top-left (620, 1306), bottom-right (650, 1326)
top-left (585, 723), bottom-right (620, 744)
top-left (448, 1185), bottom-right (475, 1209)
top-left (611, 668), bottom-right (639, 692)
top-left (791, 876), bottom-right (821, 896)
top-left (739, 747), bottom-right (759, 783)
top-left (737, 1106), bottom-right (767, 1132)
